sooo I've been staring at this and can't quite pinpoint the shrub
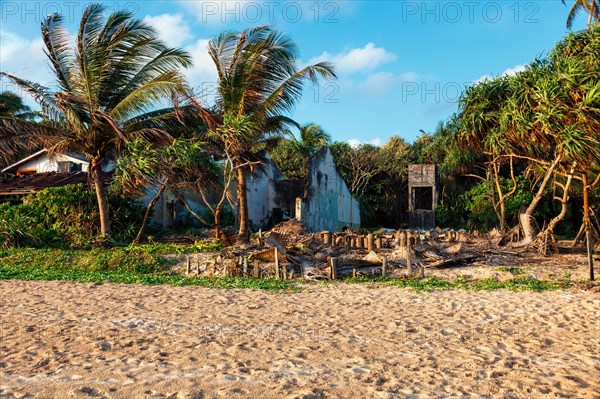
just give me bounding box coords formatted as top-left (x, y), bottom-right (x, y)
top-left (0, 184), bottom-right (144, 248)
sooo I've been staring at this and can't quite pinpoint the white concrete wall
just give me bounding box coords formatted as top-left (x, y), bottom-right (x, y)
top-left (17, 154), bottom-right (89, 173)
top-left (298, 147), bottom-right (360, 232)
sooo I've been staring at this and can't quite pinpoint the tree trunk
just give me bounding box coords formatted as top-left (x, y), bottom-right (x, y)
top-left (545, 164), bottom-right (576, 235)
top-left (236, 165), bottom-right (249, 243)
top-left (214, 208), bottom-right (221, 242)
top-left (133, 184), bottom-right (167, 245)
top-left (91, 163), bottom-right (111, 237)
top-left (514, 156), bottom-right (561, 247)
top-left (532, 163), bottom-right (576, 255)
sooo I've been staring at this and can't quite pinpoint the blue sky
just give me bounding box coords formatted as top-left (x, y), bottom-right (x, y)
top-left (0, 1), bottom-right (589, 144)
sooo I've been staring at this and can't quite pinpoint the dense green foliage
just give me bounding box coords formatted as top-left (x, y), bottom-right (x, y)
top-left (0, 185), bottom-right (144, 247)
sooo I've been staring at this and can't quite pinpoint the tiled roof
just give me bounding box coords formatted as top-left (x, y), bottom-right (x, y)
top-left (0, 172), bottom-right (107, 197)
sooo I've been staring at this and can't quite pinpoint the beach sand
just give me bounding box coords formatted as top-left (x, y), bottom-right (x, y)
top-left (0, 280), bottom-right (598, 398)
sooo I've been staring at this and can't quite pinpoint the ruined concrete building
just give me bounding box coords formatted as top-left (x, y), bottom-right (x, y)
top-left (154, 147), bottom-right (360, 232)
top-left (227, 146), bottom-right (360, 232)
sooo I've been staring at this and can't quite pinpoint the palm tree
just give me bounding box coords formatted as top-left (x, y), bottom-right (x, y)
top-left (0, 3), bottom-right (192, 237)
top-left (0, 92), bottom-right (34, 119)
top-left (562, 0), bottom-right (599, 29)
top-left (205, 26), bottom-right (336, 242)
top-left (293, 123), bottom-right (331, 150)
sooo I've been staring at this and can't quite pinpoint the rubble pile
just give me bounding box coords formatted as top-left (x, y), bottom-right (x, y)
top-left (181, 220), bottom-right (496, 280)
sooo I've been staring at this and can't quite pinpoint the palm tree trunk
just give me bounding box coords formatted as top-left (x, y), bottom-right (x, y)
top-left (587, 1), bottom-right (597, 29)
top-left (91, 163), bottom-right (111, 236)
top-left (133, 184), bottom-right (167, 244)
top-left (236, 165), bottom-right (249, 243)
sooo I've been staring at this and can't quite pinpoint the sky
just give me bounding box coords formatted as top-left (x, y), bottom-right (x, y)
top-left (0, 0), bottom-right (591, 145)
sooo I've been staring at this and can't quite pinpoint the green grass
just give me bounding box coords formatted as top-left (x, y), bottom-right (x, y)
top-left (0, 248), bottom-right (583, 292)
top-left (335, 275), bottom-right (576, 292)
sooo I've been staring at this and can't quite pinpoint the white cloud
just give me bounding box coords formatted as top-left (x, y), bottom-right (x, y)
top-left (183, 38), bottom-right (219, 104)
top-left (476, 64), bottom-right (527, 83)
top-left (0, 30), bottom-right (51, 99)
top-left (348, 137), bottom-right (383, 148)
top-left (144, 14), bottom-right (192, 47)
top-left (308, 43), bottom-right (397, 75)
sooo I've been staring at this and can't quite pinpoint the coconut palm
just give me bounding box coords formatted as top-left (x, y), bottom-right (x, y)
top-left (0, 3), bottom-right (192, 237)
top-left (294, 123), bottom-right (331, 150)
top-left (205, 25), bottom-right (336, 242)
top-left (0, 92), bottom-right (35, 119)
top-left (562, 0), bottom-right (599, 29)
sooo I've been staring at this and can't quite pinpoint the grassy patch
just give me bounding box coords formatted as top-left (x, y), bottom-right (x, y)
top-left (0, 246), bottom-right (295, 291)
top-left (495, 267), bottom-right (526, 275)
top-left (336, 275), bottom-right (575, 292)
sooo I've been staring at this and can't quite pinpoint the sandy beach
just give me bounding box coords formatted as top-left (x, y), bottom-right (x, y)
top-left (0, 280), bottom-right (598, 399)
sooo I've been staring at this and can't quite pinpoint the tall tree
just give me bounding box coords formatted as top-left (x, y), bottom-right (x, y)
top-left (205, 26), bottom-right (336, 242)
top-left (0, 3), bottom-right (192, 237)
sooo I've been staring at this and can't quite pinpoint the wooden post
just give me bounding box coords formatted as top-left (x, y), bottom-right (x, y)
top-left (352, 268), bottom-right (356, 278)
top-left (583, 174), bottom-right (595, 281)
top-left (258, 229), bottom-right (263, 246)
top-left (283, 264), bottom-right (288, 280)
top-left (186, 256), bottom-right (190, 275)
top-left (420, 265), bottom-right (425, 279)
top-left (382, 256), bottom-right (387, 278)
top-left (253, 260), bottom-right (259, 278)
top-left (323, 231), bottom-right (331, 246)
top-left (331, 258), bottom-right (338, 280)
top-left (243, 256), bottom-right (248, 276)
top-left (375, 235), bottom-right (383, 249)
top-left (367, 233), bottom-right (374, 252)
top-left (399, 231), bottom-right (407, 248)
top-left (274, 248), bottom-right (280, 279)
top-left (406, 233), bottom-right (412, 277)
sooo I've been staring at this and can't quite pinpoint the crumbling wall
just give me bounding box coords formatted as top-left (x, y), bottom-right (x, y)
top-left (298, 147), bottom-right (360, 232)
top-left (245, 156), bottom-right (285, 230)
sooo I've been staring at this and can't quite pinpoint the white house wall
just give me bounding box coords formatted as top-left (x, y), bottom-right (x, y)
top-left (16, 154), bottom-right (89, 173)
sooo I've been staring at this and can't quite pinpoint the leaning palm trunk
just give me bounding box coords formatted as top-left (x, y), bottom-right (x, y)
top-left (236, 166), bottom-right (249, 243)
top-left (91, 162), bottom-right (111, 236)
